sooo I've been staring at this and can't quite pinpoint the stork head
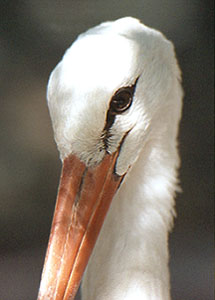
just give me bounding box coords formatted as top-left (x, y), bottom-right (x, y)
top-left (38, 17), bottom-right (182, 300)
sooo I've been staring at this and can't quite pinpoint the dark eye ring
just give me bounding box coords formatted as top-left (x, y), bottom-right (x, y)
top-left (110, 88), bottom-right (133, 114)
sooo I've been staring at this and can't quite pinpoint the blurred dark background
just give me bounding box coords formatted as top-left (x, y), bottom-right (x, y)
top-left (0, 1), bottom-right (213, 299)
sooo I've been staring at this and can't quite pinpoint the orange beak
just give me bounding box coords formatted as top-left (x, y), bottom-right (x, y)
top-left (37, 151), bottom-right (124, 300)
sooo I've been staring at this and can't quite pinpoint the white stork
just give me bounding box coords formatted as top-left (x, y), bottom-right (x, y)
top-left (37, 17), bottom-right (183, 300)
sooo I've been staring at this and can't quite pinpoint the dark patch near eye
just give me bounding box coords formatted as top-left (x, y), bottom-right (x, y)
top-left (102, 77), bottom-right (139, 150)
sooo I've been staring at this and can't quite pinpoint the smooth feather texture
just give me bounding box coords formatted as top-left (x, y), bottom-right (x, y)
top-left (47, 17), bottom-right (183, 300)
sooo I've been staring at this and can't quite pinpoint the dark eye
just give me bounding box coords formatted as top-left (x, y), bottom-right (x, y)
top-left (110, 87), bottom-right (133, 114)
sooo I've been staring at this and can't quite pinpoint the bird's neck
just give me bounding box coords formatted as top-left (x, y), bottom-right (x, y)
top-left (82, 142), bottom-right (178, 300)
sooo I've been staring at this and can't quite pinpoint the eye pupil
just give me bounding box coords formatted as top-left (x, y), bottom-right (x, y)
top-left (110, 89), bottom-right (132, 113)
top-left (108, 77), bottom-right (139, 115)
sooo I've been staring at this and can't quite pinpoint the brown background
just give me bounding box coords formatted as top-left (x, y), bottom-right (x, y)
top-left (0, 1), bottom-right (213, 299)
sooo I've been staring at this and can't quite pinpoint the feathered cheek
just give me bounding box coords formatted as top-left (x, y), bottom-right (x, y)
top-left (114, 121), bottom-right (150, 176)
